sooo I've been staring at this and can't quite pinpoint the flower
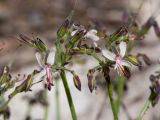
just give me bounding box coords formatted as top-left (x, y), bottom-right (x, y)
top-left (102, 42), bottom-right (131, 78)
top-left (85, 29), bottom-right (99, 42)
top-left (71, 26), bottom-right (99, 46)
top-left (34, 48), bottom-right (55, 90)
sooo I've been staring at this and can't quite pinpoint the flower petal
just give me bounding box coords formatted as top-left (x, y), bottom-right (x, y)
top-left (47, 48), bottom-right (56, 65)
top-left (33, 70), bottom-right (46, 82)
top-left (119, 41), bottom-right (127, 57)
top-left (85, 29), bottom-right (99, 41)
top-left (71, 30), bottom-right (78, 36)
top-left (121, 60), bottom-right (132, 68)
top-left (102, 49), bottom-right (116, 61)
top-left (35, 52), bottom-right (43, 67)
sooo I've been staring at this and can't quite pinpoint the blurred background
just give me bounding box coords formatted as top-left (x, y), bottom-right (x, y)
top-left (0, 0), bottom-right (160, 120)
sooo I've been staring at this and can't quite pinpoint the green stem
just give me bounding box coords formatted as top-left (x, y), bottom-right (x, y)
top-left (44, 90), bottom-right (49, 120)
top-left (116, 76), bottom-right (125, 114)
top-left (107, 81), bottom-right (118, 120)
top-left (60, 70), bottom-right (77, 120)
top-left (55, 80), bottom-right (61, 120)
top-left (137, 98), bottom-right (150, 120)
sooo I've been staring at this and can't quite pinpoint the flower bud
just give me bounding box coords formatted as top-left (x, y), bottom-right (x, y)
top-left (142, 54), bottom-right (151, 66)
top-left (87, 69), bottom-right (96, 93)
top-left (71, 71), bottom-right (81, 91)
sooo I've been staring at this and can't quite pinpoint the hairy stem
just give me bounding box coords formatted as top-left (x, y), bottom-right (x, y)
top-left (60, 70), bottom-right (77, 120)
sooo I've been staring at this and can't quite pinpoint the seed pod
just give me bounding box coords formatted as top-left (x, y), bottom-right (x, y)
top-left (87, 69), bottom-right (96, 93)
top-left (71, 71), bottom-right (81, 91)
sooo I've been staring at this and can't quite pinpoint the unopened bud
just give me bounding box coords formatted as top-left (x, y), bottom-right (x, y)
top-left (87, 69), bottom-right (96, 93)
top-left (71, 71), bottom-right (81, 91)
top-left (142, 54), bottom-right (151, 65)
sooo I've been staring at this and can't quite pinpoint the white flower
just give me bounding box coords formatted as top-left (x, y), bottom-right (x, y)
top-left (102, 42), bottom-right (131, 77)
top-left (71, 28), bottom-right (100, 46)
top-left (34, 48), bottom-right (56, 90)
top-left (85, 29), bottom-right (99, 42)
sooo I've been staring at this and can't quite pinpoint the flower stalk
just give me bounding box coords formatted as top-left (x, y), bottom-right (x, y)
top-left (60, 70), bottom-right (77, 120)
top-left (107, 81), bottom-right (118, 120)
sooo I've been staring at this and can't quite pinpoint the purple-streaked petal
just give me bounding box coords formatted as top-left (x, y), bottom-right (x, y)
top-left (35, 52), bottom-right (43, 67)
top-left (33, 69), bottom-right (45, 82)
top-left (119, 41), bottom-right (127, 57)
top-left (47, 48), bottom-right (56, 65)
top-left (102, 49), bottom-right (116, 61)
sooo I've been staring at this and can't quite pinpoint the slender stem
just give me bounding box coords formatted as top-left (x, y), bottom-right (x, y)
top-left (137, 98), bottom-right (150, 120)
top-left (55, 80), bottom-right (61, 120)
top-left (60, 70), bottom-right (77, 120)
top-left (116, 76), bottom-right (125, 114)
top-left (107, 81), bottom-right (118, 120)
